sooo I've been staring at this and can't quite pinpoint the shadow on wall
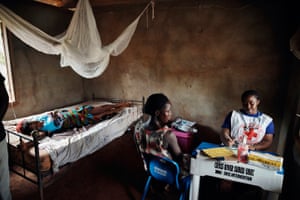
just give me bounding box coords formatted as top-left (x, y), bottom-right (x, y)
top-left (193, 124), bottom-right (221, 148)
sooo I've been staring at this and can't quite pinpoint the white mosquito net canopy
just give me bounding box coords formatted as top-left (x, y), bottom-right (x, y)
top-left (0, 0), bottom-right (154, 78)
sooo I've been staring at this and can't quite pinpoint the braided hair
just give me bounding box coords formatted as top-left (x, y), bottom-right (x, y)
top-left (143, 93), bottom-right (170, 117)
top-left (241, 89), bottom-right (260, 103)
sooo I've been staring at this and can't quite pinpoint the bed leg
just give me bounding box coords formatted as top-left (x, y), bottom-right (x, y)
top-left (32, 131), bottom-right (44, 200)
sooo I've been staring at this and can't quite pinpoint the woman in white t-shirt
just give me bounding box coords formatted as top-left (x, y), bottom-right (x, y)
top-left (220, 89), bottom-right (275, 151)
top-left (210, 89), bottom-right (275, 200)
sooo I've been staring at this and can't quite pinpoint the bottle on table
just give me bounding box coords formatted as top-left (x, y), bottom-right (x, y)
top-left (238, 135), bottom-right (249, 163)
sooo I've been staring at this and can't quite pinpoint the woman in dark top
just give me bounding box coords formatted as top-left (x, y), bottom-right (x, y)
top-left (0, 73), bottom-right (11, 200)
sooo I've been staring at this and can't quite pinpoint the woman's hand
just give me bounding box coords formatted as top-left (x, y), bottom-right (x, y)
top-left (248, 145), bottom-right (256, 151)
top-left (221, 128), bottom-right (235, 147)
top-left (225, 135), bottom-right (235, 147)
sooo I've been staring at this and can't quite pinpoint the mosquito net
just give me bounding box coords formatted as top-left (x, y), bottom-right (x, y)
top-left (0, 0), bottom-right (154, 78)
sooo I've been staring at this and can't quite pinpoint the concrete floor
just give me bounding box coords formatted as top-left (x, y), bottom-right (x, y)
top-left (9, 132), bottom-right (149, 200)
top-left (9, 129), bottom-right (282, 200)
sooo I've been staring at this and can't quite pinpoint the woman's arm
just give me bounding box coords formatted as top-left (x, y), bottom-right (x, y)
top-left (220, 128), bottom-right (235, 147)
top-left (248, 134), bottom-right (273, 151)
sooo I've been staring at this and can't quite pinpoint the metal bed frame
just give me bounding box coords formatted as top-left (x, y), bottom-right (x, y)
top-left (6, 97), bottom-right (144, 200)
top-left (6, 129), bottom-right (49, 200)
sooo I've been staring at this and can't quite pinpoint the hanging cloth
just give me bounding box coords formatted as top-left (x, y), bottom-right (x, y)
top-left (290, 28), bottom-right (300, 60)
top-left (0, 0), bottom-right (155, 78)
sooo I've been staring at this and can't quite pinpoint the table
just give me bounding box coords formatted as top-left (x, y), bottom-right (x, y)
top-left (189, 142), bottom-right (284, 200)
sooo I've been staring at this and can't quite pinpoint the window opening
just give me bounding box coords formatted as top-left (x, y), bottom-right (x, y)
top-left (0, 21), bottom-right (15, 103)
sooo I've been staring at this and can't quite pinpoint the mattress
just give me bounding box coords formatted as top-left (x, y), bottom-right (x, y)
top-left (4, 99), bottom-right (142, 172)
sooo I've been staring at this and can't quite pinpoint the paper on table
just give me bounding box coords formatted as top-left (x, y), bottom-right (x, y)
top-left (202, 147), bottom-right (235, 158)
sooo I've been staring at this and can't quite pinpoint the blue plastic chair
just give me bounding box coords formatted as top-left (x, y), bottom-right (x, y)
top-left (133, 120), bottom-right (191, 200)
top-left (141, 153), bottom-right (191, 200)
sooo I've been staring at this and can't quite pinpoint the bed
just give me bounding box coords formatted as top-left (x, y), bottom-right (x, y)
top-left (4, 97), bottom-right (143, 200)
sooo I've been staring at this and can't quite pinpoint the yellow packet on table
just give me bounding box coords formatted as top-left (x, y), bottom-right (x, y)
top-left (202, 147), bottom-right (235, 158)
top-left (248, 151), bottom-right (283, 171)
